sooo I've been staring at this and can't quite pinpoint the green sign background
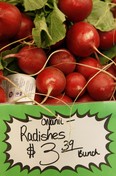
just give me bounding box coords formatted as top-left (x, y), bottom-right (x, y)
top-left (0, 101), bottom-right (116, 176)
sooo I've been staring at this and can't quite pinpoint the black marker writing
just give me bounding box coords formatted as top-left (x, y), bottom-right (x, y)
top-left (78, 148), bottom-right (100, 158)
top-left (20, 125), bottom-right (65, 142)
top-left (39, 142), bottom-right (60, 166)
top-left (27, 143), bottom-right (36, 158)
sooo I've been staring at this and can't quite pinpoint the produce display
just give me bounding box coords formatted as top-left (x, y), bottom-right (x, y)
top-left (0, 0), bottom-right (116, 105)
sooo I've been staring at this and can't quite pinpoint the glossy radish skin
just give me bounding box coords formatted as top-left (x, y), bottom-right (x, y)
top-left (113, 57), bottom-right (116, 71)
top-left (0, 87), bottom-right (7, 103)
top-left (14, 13), bottom-right (34, 40)
top-left (48, 49), bottom-right (76, 75)
top-left (34, 94), bottom-right (42, 103)
top-left (65, 72), bottom-right (87, 98)
top-left (0, 2), bottom-right (21, 41)
top-left (0, 70), bottom-right (4, 84)
top-left (58, 0), bottom-right (93, 22)
top-left (87, 72), bottom-right (115, 101)
top-left (98, 29), bottom-right (116, 50)
top-left (76, 93), bottom-right (94, 102)
top-left (36, 67), bottom-right (66, 96)
top-left (15, 45), bottom-right (47, 74)
top-left (51, 38), bottom-right (65, 50)
top-left (44, 94), bottom-right (72, 105)
top-left (105, 64), bottom-right (116, 77)
top-left (66, 22), bottom-right (100, 57)
top-left (0, 41), bottom-right (11, 52)
top-left (76, 57), bottom-right (101, 79)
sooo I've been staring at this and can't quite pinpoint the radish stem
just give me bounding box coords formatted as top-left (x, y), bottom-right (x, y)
top-left (0, 35), bottom-right (32, 52)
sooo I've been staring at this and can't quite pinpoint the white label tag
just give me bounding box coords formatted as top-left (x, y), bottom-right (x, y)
top-left (6, 112), bottom-right (110, 171)
top-left (2, 73), bottom-right (36, 104)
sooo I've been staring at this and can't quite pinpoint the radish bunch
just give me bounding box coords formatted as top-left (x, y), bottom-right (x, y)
top-left (0, 1), bottom-right (116, 105)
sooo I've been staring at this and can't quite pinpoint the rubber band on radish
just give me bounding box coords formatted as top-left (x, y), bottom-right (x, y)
top-left (0, 74), bottom-right (57, 117)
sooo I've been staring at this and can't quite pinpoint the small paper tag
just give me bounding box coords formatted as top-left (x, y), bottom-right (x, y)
top-left (2, 73), bottom-right (36, 104)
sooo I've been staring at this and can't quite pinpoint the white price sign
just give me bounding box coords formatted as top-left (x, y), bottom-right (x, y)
top-left (6, 112), bottom-right (110, 170)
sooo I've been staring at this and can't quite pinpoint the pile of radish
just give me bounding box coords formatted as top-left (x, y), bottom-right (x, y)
top-left (0, 0), bottom-right (116, 105)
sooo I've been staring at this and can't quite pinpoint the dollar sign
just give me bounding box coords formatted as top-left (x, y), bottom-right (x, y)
top-left (27, 143), bottom-right (36, 158)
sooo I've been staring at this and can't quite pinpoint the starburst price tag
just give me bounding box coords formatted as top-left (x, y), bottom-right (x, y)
top-left (0, 102), bottom-right (116, 176)
top-left (5, 111), bottom-right (110, 171)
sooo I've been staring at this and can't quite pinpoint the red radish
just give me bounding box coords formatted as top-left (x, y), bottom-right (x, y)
top-left (0, 41), bottom-right (11, 52)
top-left (36, 67), bottom-right (66, 97)
top-left (87, 72), bottom-right (115, 101)
top-left (65, 72), bottom-right (87, 98)
top-left (66, 22), bottom-right (100, 57)
top-left (17, 46), bottom-right (47, 74)
top-left (98, 29), bottom-right (116, 50)
top-left (34, 94), bottom-right (42, 103)
top-left (105, 64), bottom-right (116, 77)
top-left (0, 70), bottom-right (4, 84)
top-left (0, 87), bottom-right (7, 103)
top-left (44, 94), bottom-right (72, 105)
top-left (14, 13), bottom-right (34, 40)
top-left (48, 49), bottom-right (76, 75)
top-left (0, 2), bottom-right (21, 41)
top-left (51, 35), bottom-right (66, 50)
top-left (4, 45), bottom-right (47, 74)
top-left (76, 57), bottom-right (101, 79)
top-left (58, 0), bottom-right (93, 22)
top-left (113, 57), bottom-right (116, 71)
top-left (76, 93), bottom-right (94, 102)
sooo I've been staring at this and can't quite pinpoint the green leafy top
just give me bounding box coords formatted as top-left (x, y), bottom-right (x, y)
top-left (86, 0), bottom-right (116, 31)
top-left (0, 0), bottom-right (116, 70)
top-left (2, 0), bottom-right (116, 48)
top-left (32, 1), bottom-right (66, 48)
top-left (23, 0), bottom-right (47, 11)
